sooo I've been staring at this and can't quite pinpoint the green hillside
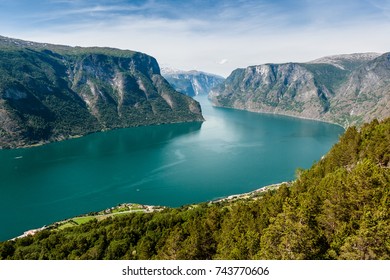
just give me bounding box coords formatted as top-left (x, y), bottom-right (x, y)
top-left (0, 117), bottom-right (389, 260)
top-left (0, 36), bottom-right (204, 149)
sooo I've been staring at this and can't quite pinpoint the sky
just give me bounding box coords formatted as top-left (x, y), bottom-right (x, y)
top-left (0, 0), bottom-right (389, 77)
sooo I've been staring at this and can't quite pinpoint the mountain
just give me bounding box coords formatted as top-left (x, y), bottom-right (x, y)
top-left (161, 68), bottom-right (224, 96)
top-left (0, 36), bottom-right (204, 149)
top-left (210, 52), bottom-right (389, 127)
top-left (1, 117), bottom-right (389, 259)
top-left (309, 52), bottom-right (381, 71)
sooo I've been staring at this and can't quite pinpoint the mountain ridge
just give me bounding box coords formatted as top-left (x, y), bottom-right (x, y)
top-left (210, 52), bottom-right (389, 127)
top-left (0, 36), bottom-right (204, 149)
top-left (309, 52), bottom-right (381, 70)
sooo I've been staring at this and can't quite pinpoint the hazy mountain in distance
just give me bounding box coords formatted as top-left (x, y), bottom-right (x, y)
top-left (161, 68), bottom-right (225, 96)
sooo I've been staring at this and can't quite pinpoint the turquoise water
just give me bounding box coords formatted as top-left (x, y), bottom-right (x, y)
top-left (0, 96), bottom-right (344, 241)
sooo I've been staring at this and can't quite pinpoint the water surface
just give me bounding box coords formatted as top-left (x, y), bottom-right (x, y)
top-left (0, 96), bottom-right (344, 240)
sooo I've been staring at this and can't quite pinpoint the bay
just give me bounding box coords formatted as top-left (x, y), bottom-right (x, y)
top-left (0, 96), bottom-right (344, 241)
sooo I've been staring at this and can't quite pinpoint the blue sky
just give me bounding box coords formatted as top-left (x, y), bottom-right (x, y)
top-left (0, 0), bottom-right (389, 76)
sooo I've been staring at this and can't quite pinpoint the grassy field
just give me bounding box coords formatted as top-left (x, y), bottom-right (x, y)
top-left (52, 203), bottom-right (165, 232)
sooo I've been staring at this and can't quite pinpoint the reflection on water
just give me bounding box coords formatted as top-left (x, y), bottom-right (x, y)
top-left (0, 96), bottom-right (343, 241)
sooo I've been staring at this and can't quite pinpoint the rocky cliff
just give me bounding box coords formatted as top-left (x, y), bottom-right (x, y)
top-left (161, 68), bottom-right (224, 96)
top-left (210, 53), bottom-right (389, 127)
top-left (0, 36), bottom-right (204, 149)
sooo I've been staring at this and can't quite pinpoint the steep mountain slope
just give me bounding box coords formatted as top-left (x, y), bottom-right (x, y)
top-left (0, 36), bottom-right (204, 149)
top-left (333, 53), bottom-right (390, 125)
top-left (161, 68), bottom-right (224, 96)
top-left (1, 117), bottom-right (389, 260)
top-left (210, 53), bottom-right (389, 127)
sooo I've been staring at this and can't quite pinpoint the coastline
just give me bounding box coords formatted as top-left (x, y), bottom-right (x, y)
top-left (210, 182), bottom-right (289, 204)
top-left (8, 182), bottom-right (290, 241)
top-left (10, 203), bottom-right (166, 241)
top-left (209, 102), bottom-right (347, 129)
top-left (1, 119), bottom-right (205, 150)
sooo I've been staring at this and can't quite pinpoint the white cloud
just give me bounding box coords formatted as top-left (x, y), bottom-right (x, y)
top-left (218, 59), bottom-right (228, 65)
top-left (1, 0), bottom-right (390, 77)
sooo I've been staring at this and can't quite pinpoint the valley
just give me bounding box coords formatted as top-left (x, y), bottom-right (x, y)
top-left (0, 35), bottom-right (388, 261)
top-left (0, 96), bottom-right (343, 241)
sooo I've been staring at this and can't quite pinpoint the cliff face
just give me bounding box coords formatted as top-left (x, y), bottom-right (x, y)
top-left (161, 68), bottom-right (224, 96)
top-left (333, 53), bottom-right (390, 125)
top-left (210, 53), bottom-right (389, 127)
top-left (0, 36), bottom-right (203, 149)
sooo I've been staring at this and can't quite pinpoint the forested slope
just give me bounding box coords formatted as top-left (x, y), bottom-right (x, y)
top-left (0, 36), bottom-right (203, 149)
top-left (1, 118), bottom-right (389, 260)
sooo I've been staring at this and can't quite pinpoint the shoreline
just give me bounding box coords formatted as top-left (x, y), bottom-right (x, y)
top-left (210, 102), bottom-right (347, 129)
top-left (7, 182), bottom-right (290, 241)
top-left (210, 182), bottom-right (288, 204)
top-left (10, 203), bottom-right (166, 241)
top-left (1, 119), bottom-right (204, 150)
